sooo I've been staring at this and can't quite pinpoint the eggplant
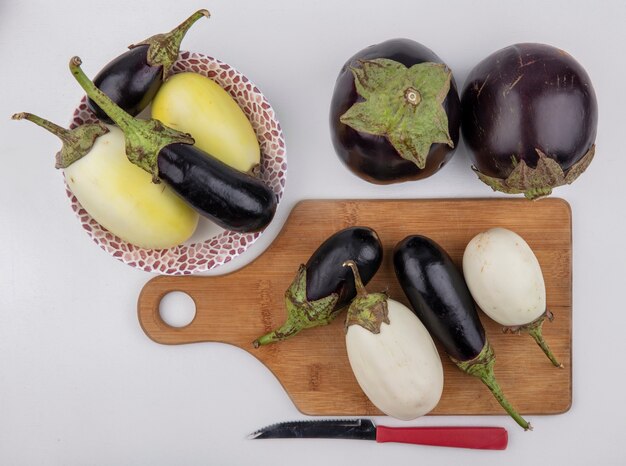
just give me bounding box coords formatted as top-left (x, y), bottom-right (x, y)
top-left (88, 9), bottom-right (210, 123)
top-left (463, 228), bottom-right (562, 367)
top-left (156, 143), bottom-right (275, 232)
top-left (461, 43), bottom-right (597, 200)
top-left (12, 114), bottom-right (198, 248)
top-left (330, 39), bottom-right (461, 184)
top-left (342, 261), bottom-right (443, 420)
top-left (71, 57), bottom-right (276, 233)
top-left (253, 227), bottom-right (383, 347)
top-left (151, 72), bottom-right (261, 173)
top-left (393, 235), bottom-right (530, 430)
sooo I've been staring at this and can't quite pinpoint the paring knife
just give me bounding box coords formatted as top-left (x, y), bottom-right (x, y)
top-left (248, 419), bottom-right (508, 450)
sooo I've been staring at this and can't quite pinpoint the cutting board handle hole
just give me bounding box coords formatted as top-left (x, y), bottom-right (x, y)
top-left (159, 291), bottom-right (197, 328)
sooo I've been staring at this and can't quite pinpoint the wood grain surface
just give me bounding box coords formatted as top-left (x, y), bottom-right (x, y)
top-left (138, 199), bottom-right (572, 416)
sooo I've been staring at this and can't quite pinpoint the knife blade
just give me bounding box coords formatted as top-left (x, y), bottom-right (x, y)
top-left (248, 419), bottom-right (508, 450)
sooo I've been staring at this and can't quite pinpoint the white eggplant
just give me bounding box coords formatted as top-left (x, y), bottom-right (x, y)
top-left (65, 126), bottom-right (198, 248)
top-left (14, 113), bottom-right (198, 249)
top-left (343, 261), bottom-right (443, 421)
top-left (462, 227), bottom-right (562, 367)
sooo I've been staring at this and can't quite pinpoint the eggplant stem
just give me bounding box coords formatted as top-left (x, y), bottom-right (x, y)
top-left (454, 342), bottom-right (532, 431)
top-left (253, 314), bottom-right (302, 348)
top-left (12, 110), bottom-right (108, 168)
top-left (506, 311), bottom-right (563, 368)
top-left (12, 112), bottom-right (72, 143)
top-left (253, 300), bottom-right (339, 348)
top-left (130, 9), bottom-right (211, 78)
top-left (343, 259), bottom-right (390, 334)
top-left (168, 9), bottom-right (210, 37)
top-left (69, 57), bottom-right (134, 133)
top-left (343, 260), bottom-right (368, 298)
top-left (69, 56), bottom-right (194, 179)
top-left (527, 315), bottom-right (563, 368)
top-left (252, 265), bottom-right (340, 348)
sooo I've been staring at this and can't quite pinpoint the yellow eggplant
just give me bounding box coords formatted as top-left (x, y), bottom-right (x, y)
top-left (151, 72), bottom-right (260, 173)
top-left (14, 113), bottom-right (198, 249)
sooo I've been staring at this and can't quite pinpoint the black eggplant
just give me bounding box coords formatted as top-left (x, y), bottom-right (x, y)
top-left (157, 143), bottom-right (275, 232)
top-left (393, 235), bottom-right (530, 430)
top-left (88, 9), bottom-right (209, 123)
top-left (253, 227), bottom-right (383, 347)
top-left (461, 43), bottom-right (597, 200)
top-left (71, 57), bottom-right (276, 233)
top-left (330, 39), bottom-right (461, 184)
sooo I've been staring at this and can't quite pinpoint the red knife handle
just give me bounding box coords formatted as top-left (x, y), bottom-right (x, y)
top-left (376, 426), bottom-right (508, 450)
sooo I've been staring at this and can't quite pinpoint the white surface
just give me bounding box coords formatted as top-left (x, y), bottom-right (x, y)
top-left (1, 0), bottom-right (625, 464)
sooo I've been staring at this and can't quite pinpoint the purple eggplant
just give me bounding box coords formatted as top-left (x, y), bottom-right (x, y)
top-left (88, 9), bottom-right (209, 123)
top-left (461, 43), bottom-right (597, 200)
top-left (71, 57), bottom-right (276, 233)
top-left (393, 235), bottom-right (530, 430)
top-left (253, 227), bottom-right (383, 347)
top-left (329, 39), bottom-right (461, 184)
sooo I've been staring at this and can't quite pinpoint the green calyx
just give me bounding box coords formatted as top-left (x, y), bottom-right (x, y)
top-left (253, 265), bottom-right (340, 348)
top-left (69, 56), bottom-right (194, 182)
top-left (343, 260), bottom-right (389, 333)
top-left (453, 342), bottom-right (531, 431)
top-left (475, 146), bottom-right (595, 200)
top-left (130, 9), bottom-right (210, 79)
top-left (340, 58), bottom-right (454, 169)
top-left (12, 112), bottom-right (108, 168)
top-left (504, 310), bottom-right (563, 368)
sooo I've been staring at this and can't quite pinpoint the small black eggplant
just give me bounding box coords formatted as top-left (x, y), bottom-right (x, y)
top-left (253, 227), bottom-right (383, 347)
top-left (89, 9), bottom-right (210, 123)
top-left (71, 57), bottom-right (276, 233)
top-left (393, 235), bottom-right (530, 430)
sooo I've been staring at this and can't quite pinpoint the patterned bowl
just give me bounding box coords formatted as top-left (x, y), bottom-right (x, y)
top-left (68, 51), bottom-right (287, 275)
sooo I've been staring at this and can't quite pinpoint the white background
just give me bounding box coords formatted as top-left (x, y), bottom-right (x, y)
top-left (1, 0), bottom-right (625, 464)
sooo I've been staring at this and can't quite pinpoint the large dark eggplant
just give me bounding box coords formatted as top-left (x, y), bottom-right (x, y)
top-left (88, 9), bottom-right (209, 123)
top-left (330, 39), bottom-right (461, 184)
top-left (393, 235), bottom-right (530, 430)
top-left (253, 227), bottom-right (383, 347)
top-left (461, 43), bottom-right (597, 200)
top-left (71, 57), bottom-right (276, 233)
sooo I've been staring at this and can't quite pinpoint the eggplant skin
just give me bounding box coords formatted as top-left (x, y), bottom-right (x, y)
top-left (393, 235), bottom-right (485, 361)
top-left (330, 38), bottom-right (461, 184)
top-left (88, 45), bottom-right (162, 124)
top-left (157, 143), bottom-right (277, 232)
top-left (461, 43), bottom-right (598, 178)
top-left (306, 227), bottom-right (383, 308)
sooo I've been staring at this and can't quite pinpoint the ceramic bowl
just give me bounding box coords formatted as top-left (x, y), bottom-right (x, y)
top-left (67, 51), bottom-right (287, 275)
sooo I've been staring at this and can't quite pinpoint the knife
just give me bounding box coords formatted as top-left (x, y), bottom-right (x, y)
top-left (248, 419), bottom-right (508, 450)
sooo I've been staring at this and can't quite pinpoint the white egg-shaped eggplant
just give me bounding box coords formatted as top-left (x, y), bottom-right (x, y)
top-left (463, 227), bottom-right (562, 367)
top-left (65, 125), bottom-right (199, 249)
top-left (13, 113), bottom-right (198, 249)
top-left (463, 227), bottom-right (545, 326)
top-left (343, 261), bottom-right (443, 421)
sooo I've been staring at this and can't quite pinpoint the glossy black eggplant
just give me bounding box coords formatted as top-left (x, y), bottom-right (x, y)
top-left (253, 227), bottom-right (383, 347)
top-left (393, 235), bottom-right (530, 430)
top-left (330, 38), bottom-right (461, 184)
top-left (88, 9), bottom-right (209, 123)
top-left (393, 235), bottom-right (484, 361)
top-left (71, 57), bottom-right (276, 233)
top-left (305, 227), bottom-right (383, 307)
top-left (157, 143), bottom-right (276, 232)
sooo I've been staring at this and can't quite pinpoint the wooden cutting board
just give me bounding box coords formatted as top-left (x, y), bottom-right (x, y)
top-left (138, 199), bottom-right (572, 416)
